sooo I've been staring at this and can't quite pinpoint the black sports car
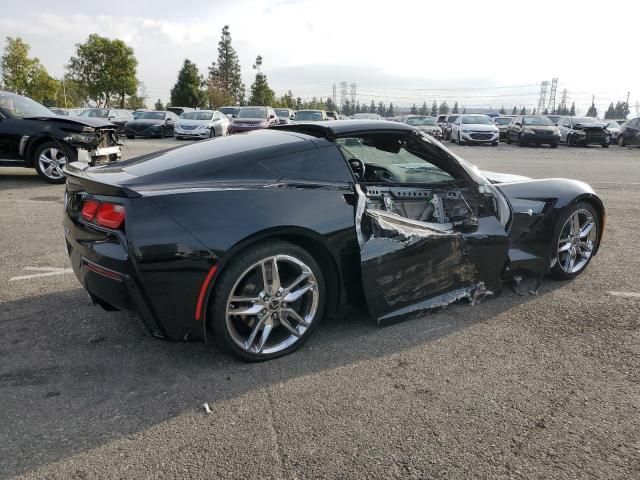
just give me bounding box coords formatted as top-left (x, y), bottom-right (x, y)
top-left (63, 121), bottom-right (604, 361)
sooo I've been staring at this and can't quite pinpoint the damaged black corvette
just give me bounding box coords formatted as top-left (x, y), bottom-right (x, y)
top-left (63, 121), bottom-right (604, 361)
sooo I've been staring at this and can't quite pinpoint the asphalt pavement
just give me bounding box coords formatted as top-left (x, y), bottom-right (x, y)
top-left (1, 137), bottom-right (639, 479)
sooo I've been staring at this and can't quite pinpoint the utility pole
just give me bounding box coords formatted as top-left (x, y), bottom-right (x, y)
top-left (332, 83), bottom-right (337, 109)
top-left (349, 83), bottom-right (357, 106)
top-left (537, 80), bottom-right (549, 114)
top-left (339, 81), bottom-right (348, 110)
top-left (547, 77), bottom-right (558, 113)
top-left (62, 78), bottom-right (68, 108)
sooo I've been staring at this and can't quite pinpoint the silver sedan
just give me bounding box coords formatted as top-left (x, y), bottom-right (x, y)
top-left (174, 110), bottom-right (230, 139)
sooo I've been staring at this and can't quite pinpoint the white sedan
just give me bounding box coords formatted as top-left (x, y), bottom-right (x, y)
top-left (450, 114), bottom-right (500, 146)
top-left (174, 110), bottom-right (230, 139)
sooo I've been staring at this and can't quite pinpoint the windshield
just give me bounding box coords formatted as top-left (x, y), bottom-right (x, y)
top-left (237, 107), bottom-right (267, 119)
top-left (573, 117), bottom-right (600, 125)
top-left (138, 111), bottom-right (166, 120)
top-left (79, 109), bottom-right (109, 118)
top-left (607, 121), bottom-right (620, 128)
top-left (0, 91), bottom-right (53, 118)
top-left (219, 107), bottom-right (239, 115)
top-left (275, 109), bottom-right (290, 117)
top-left (181, 111), bottom-right (213, 120)
top-left (353, 113), bottom-right (379, 120)
top-left (493, 117), bottom-right (512, 125)
top-left (405, 116), bottom-right (436, 126)
top-left (446, 115), bottom-right (459, 123)
top-left (523, 116), bottom-right (554, 126)
top-left (295, 111), bottom-right (324, 121)
top-left (461, 115), bottom-right (492, 125)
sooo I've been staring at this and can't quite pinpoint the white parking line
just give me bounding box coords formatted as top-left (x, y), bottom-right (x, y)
top-left (608, 291), bottom-right (640, 299)
top-left (9, 267), bottom-right (73, 282)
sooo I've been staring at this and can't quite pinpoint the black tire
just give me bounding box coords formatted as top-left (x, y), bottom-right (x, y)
top-left (506, 133), bottom-right (512, 144)
top-left (491, 141), bottom-right (498, 146)
top-left (567, 135), bottom-right (574, 147)
top-left (535, 142), bottom-right (541, 147)
top-left (209, 128), bottom-right (215, 138)
top-left (550, 142), bottom-right (558, 148)
top-left (549, 202), bottom-right (600, 280)
top-left (602, 143), bottom-right (609, 148)
top-left (33, 140), bottom-right (75, 184)
top-left (458, 132), bottom-right (465, 145)
top-left (156, 127), bottom-right (166, 138)
top-left (208, 240), bottom-right (326, 362)
top-left (517, 134), bottom-right (526, 147)
top-left (126, 134), bottom-right (135, 139)
top-left (618, 135), bottom-right (626, 147)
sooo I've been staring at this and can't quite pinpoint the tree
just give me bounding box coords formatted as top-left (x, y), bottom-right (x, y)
top-left (519, 106), bottom-right (526, 115)
top-left (453, 102), bottom-right (460, 114)
top-left (410, 103), bottom-right (418, 114)
top-left (248, 56), bottom-right (275, 106)
top-left (532, 108), bottom-right (537, 115)
top-left (499, 105), bottom-right (505, 115)
top-left (586, 99), bottom-right (597, 117)
top-left (154, 98), bottom-right (164, 110)
top-left (614, 101), bottom-right (630, 119)
top-left (67, 34), bottom-right (138, 107)
top-left (438, 101), bottom-right (449, 115)
top-left (56, 77), bottom-right (86, 107)
top-left (569, 102), bottom-right (576, 116)
top-left (125, 95), bottom-right (146, 110)
top-left (342, 99), bottom-right (351, 116)
top-left (604, 103), bottom-right (615, 119)
top-left (1, 37), bottom-right (60, 105)
top-left (386, 102), bottom-right (395, 117)
top-left (511, 106), bottom-right (518, 115)
top-left (367, 100), bottom-right (375, 114)
top-left (418, 102), bottom-right (428, 116)
top-left (377, 102), bottom-right (386, 117)
top-left (431, 101), bottom-right (438, 116)
top-left (207, 25), bottom-right (245, 107)
top-left (542, 108), bottom-right (549, 115)
top-left (170, 59), bottom-right (206, 107)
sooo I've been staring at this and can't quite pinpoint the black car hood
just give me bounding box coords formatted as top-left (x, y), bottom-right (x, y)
top-left (23, 115), bottom-right (114, 129)
top-left (573, 122), bottom-right (607, 130)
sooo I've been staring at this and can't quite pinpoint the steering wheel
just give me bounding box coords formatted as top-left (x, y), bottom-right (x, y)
top-left (348, 158), bottom-right (365, 181)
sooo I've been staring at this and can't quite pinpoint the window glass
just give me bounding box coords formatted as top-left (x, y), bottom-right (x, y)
top-left (182, 111), bottom-right (214, 120)
top-left (523, 116), bottom-right (554, 126)
top-left (335, 134), bottom-right (455, 184)
top-left (493, 117), bottom-right (512, 125)
top-left (138, 111), bottom-right (166, 120)
top-left (260, 146), bottom-right (352, 182)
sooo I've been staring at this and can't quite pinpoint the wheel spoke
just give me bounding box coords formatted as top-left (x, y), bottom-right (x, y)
top-left (571, 214), bottom-right (580, 236)
top-left (44, 164), bottom-right (55, 176)
top-left (231, 303), bottom-right (264, 316)
top-left (284, 282), bottom-right (315, 303)
top-left (578, 241), bottom-right (593, 252)
top-left (579, 221), bottom-right (594, 238)
top-left (558, 241), bottom-right (572, 253)
top-left (283, 307), bottom-right (309, 327)
top-left (39, 154), bottom-right (52, 165)
top-left (230, 296), bottom-right (263, 304)
top-left (279, 316), bottom-right (301, 337)
top-left (256, 322), bottom-right (273, 352)
top-left (283, 272), bottom-right (310, 296)
top-left (245, 315), bottom-right (267, 350)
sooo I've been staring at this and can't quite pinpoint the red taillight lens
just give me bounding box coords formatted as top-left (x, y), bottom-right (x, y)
top-left (80, 200), bottom-right (125, 229)
top-left (95, 203), bottom-right (125, 229)
top-left (81, 200), bottom-right (99, 221)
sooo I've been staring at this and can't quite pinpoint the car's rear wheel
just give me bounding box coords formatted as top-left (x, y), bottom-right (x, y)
top-left (550, 202), bottom-right (599, 280)
top-left (34, 141), bottom-right (73, 184)
top-left (209, 128), bottom-right (215, 138)
top-left (567, 134), bottom-right (575, 147)
top-left (602, 142), bottom-right (609, 148)
top-left (518, 134), bottom-right (526, 147)
top-left (209, 241), bottom-right (325, 361)
top-left (550, 142), bottom-right (558, 148)
top-left (618, 135), bottom-right (626, 147)
top-left (506, 133), bottom-right (512, 144)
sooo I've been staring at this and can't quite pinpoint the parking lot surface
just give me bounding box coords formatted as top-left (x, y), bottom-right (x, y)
top-left (1, 138), bottom-right (639, 479)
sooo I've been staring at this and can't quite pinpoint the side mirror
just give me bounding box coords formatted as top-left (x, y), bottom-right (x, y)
top-left (269, 114), bottom-right (275, 119)
top-left (515, 122), bottom-right (522, 126)
top-left (166, 118), bottom-right (173, 124)
top-left (290, 114), bottom-right (295, 120)
top-left (108, 116), bottom-right (115, 121)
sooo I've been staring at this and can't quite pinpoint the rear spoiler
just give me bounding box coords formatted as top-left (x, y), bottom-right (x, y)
top-left (64, 162), bottom-right (141, 198)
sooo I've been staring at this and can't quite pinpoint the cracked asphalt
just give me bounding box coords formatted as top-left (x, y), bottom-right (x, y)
top-left (1, 138), bottom-right (639, 479)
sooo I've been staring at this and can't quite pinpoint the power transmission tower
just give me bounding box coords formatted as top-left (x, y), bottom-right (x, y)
top-left (537, 81), bottom-right (549, 114)
top-left (547, 78), bottom-right (558, 113)
top-left (339, 81), bottom-right (348, 109)
top-left (332, 83), bottom-right (337, 109)
top-left (349, 83), bottom-right (357, 106)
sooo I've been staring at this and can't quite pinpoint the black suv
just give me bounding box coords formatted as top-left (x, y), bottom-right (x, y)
top-left (0, 91), bottom-right (122, 183)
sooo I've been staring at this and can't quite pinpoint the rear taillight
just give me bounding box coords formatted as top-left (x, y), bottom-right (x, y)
top-left (80, 200), bottom-right (125, 229)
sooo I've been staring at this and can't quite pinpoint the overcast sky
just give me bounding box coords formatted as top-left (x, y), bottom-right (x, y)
top-left (1, 0), bottom-right (638, 114)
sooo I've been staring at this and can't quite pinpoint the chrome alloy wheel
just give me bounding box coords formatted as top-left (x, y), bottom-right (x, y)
top-left (557, 209), bottom-right (597, 274)
top-left (225, 255), bottom-right (319, 355)
top-left (38, 147), bottom-right (67, 180)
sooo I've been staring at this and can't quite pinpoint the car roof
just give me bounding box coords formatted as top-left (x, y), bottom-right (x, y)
top-left (274, 119), bottom-right (414, 137)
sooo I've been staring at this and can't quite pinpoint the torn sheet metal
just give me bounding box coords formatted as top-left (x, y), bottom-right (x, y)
top-left (377, 282), bottom-right (492, 324)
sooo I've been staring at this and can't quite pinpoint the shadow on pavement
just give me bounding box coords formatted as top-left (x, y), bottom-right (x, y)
top-left (0, 282), bottom-right (561, 478)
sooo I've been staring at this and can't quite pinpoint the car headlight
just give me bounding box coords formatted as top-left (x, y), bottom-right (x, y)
top-left (554, 128), bottom-right (561, 135)
top-left (523, 128), bottom-right (536, 134)
top-left (462, 129), bottom-right (471, 133)
top-left (574, 130), bottom-right (586, 135)
top-left (68, 132), bottom-right (98, 144)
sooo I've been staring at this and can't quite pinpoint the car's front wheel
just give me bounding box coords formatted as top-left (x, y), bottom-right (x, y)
top-left (34, 141), bottom-right (73, 184)
top-left (209, 241), bottom-right (325, 361)
top-left (618, 135), bottom-right (626, 147)
top-left (550, 202), bottom-right (600, 280)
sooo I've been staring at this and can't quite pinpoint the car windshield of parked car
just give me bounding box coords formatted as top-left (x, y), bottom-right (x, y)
top-left (336, 134), bottom-right (455, 184)
top-left (237, 107), bottom-right (267, 119)
top-left (607, 121), bottom-right (620, 128)
top-left (406, 117), bottom-right (436, 126)
top-left (275, 109), bottom-right (290, 117)
top-left (219, 107), bottom-right (239, 115)
top-left (138, 112), bottom-right (166, 120)
top-left (494, 117), bottom-right (512, 125)
top-left (523, 116), bottom-right (554, 126)
top-left (79, 109), bottom-right (109, 118)
top-left (461, 115), bottom-right (492, 125)
top-left (0, 92), bottom-right (53, 118)
top-left (181, 111), bottom-right (213, 120)
top-left (573, 117), bottom-right (599, 125)
top-left (446, 115), bottom-right (459, 122)
top-left (295, 111), bottom-right (324, 121)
